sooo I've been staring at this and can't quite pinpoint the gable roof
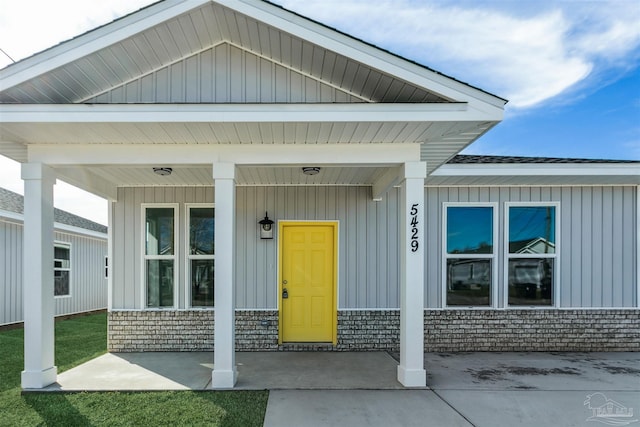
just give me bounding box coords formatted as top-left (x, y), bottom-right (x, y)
top-left (0, 0), bottom-right (506, 184)
top-left (0, 188), bottom-right (107, 234)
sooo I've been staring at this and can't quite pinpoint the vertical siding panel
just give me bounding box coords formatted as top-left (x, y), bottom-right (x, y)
top-left (559, 187), bottom-right (572, 306)
top-left (140, 75), bottom-right (154, 102)
top-left (200, 48), bottom-right (214, 102)
top-left (570, 188), bottom-right (582, 307)
top-left (366, 194), bottom-right (378, 307)
top-left (591, 188), bottom-right (604, 306)
top-left (376, 197), bottom-right (388, 308)
top-left (581, 188), bottom-right (593, 306)
top-left (170, 62), bottom-right (184, 103)
top-left (602, 188), bottom-right (614, 306)
top-left (611, 187), bottom-right (624, 306)
top-left (230, 46), bottom-right (244, 103)
top-left (215, 45), bottom-right (229, 102)
top-left (254, 187), bottom-right (267, 308)
top-left (622, 187), bottom-right (635, 306)
top-left (113, 189), bottom-right (124, 308)
top-left (155, 67), bottom-right (168, 103)
top-left (185, 55), bottom-right (199, 102)
top-left (245, 52), bottom-right (258, 103)
top-left (246, 187), bottom-right (257, 307)
top-left (388, 188), bottom-right (400, 308)
top-left (425, 188), bottom-right (440, 308)
top-left (235, 187), bottom-right (247, 308)
top-left (260, 58), bottom-right (273, 102)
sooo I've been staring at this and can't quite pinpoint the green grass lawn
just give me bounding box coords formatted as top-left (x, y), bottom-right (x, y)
top-left (0, 313), bottom-right (268, 427)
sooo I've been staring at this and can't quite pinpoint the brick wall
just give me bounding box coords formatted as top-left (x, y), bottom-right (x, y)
top-left (108, 309), bottom-right (640, 352)
top-left (108, 310), bottom-right (214, 352)
top-left (424, 309), bottom-right (640, 352)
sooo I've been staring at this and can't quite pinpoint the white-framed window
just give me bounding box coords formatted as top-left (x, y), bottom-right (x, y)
top-left (186, 204), bottom-right (215, 308)
top-left (142, 204), bottom-right (178, 308)
top-left (54, 242), bottom-right (71, 297)
top-left (443, 203), bottom-right (498, 307)
top-left (505, 202), bottom-right (559, 307)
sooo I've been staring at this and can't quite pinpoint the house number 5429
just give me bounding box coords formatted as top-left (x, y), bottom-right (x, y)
top-left (410, 203), bottom-right (419, 252)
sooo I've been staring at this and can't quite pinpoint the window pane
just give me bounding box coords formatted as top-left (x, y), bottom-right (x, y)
top-left (54, 246), bottom-right (70, 260)
top-left (190, 208), bottom-right (215, 255)
top-left (446, 258), bottom-right (491, 306)
top-left (447, 207), bottom-right (493, 254)
top-left (508, 258), bottom-right (553, 306)
top-left (146, 208), bottom-right (174, 256)
top-left (54, 271), bottom-right (70, 296)
top-left (509, 206), bottom-right (555, 254)
top-left (191, 259), bottom-right (214, 307)
top-left (146, 259), bottom-right (174, 307)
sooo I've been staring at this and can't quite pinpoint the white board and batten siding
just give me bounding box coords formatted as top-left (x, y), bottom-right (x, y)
top-left (0, 217), bottom-right (108, 326)
top-left (85, 44), bottom-right (366, 105)
top-left (111, 185), bottom-right (638, 312)
top-left (111, 186), bottom-right (401, 310)
top-left (426, 186), bottom-right (638, 308)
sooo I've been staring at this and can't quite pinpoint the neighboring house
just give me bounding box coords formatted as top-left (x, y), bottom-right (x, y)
top-left (0, 188), bottom-right (108, 326)
top-left (0, 0), bottom-right (637, 390)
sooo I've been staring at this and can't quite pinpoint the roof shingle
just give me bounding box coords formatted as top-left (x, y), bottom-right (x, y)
top-left (0, 188), bottom-right (107, 234)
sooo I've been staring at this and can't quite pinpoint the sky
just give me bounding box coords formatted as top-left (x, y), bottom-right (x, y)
top-left (0, 0), bottom-right (639, 225)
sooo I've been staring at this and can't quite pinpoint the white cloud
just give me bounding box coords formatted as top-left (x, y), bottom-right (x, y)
top-left (275, 0), bottom-right (640, 108)
top-left (0, 0), bottom-right (154, 68)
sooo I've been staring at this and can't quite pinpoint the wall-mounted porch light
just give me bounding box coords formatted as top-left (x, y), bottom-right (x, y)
top-left (258, 212), bottom-right (274, 239)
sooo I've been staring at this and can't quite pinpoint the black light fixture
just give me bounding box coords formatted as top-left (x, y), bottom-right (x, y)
top-left (302, 167), bottom-right (321, 176)
top-left (258, 212), bottom-right (274, 239)
top-left (153, 167), bottom-right (173, 176)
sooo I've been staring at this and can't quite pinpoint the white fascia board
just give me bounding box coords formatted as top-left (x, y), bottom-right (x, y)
top-left (0, 209), bottom-right (106, 239)
top-left (0, 0), bottom-right (209, 90)
top-left (0, 103), bottom-right (495, 123)
top-left (29, 143), bottom-right (421, 166)
top-left (0, 209), bottom-right (23, 223)
top-left (432, 163), bottom-right (640, 177)
top-left (54, 223), bottom-right (108, 240)
top-left (226, 0), bottom-right (507, 110)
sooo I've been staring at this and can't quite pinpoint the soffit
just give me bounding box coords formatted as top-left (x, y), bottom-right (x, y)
top-left (59, 164), bottom-right (389, 187)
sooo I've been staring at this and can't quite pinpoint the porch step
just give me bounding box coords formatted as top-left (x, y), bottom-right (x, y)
top-left (279, 343), bottom-right (336, 351)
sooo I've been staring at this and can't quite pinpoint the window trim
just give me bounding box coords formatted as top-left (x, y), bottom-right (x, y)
top-left (54, 241), bottom-right (72, 298)
top-left (141, 203), bottom-right (179, 309)
top-left (185, 203), bottom-right (215, 309)
top-left (442, 202), bottom-right (499, 308)
top-left (503, 202), bottom-right (560, 308)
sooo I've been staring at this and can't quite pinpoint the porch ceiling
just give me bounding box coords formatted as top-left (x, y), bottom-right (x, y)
top-left (55, 164), bottom-right (390, 188)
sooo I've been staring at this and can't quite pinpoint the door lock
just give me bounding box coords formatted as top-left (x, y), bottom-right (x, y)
top-left (282, 288), bottom-right (289, 299)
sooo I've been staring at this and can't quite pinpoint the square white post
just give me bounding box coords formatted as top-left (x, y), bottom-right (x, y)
top-left (21, 163), bottom-right (57, 389)
top-left (397, 161), bottom-right (427, 387)
top-left (211, 163), bottom-right (238, 388)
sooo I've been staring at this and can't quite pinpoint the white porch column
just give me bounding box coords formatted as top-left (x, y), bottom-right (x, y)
top-left (211, 162), bottom-right (238, 388)
top-left (397, 161), bottom-right (427, 387)
top-left (21, 163), bottom-right (57, 389)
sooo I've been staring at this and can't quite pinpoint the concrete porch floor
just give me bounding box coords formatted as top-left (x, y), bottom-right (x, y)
top-left (44, 351), bottom-right (406, 391)
top-left (39, 351), bottom-right (640, 427)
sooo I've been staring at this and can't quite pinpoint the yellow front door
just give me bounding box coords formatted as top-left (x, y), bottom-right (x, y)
top-left (280, 222), bottom-right (337, 343)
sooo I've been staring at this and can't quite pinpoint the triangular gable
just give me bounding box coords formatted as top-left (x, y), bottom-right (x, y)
top-left (0, 0), bottom-right (501, 108)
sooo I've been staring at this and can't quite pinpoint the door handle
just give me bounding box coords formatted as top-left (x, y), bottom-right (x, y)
top-left (282, 288), bottom-right (289, 299)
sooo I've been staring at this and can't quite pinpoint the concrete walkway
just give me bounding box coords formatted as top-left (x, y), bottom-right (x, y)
top-left (43, 351), bottom-right (640, 427)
